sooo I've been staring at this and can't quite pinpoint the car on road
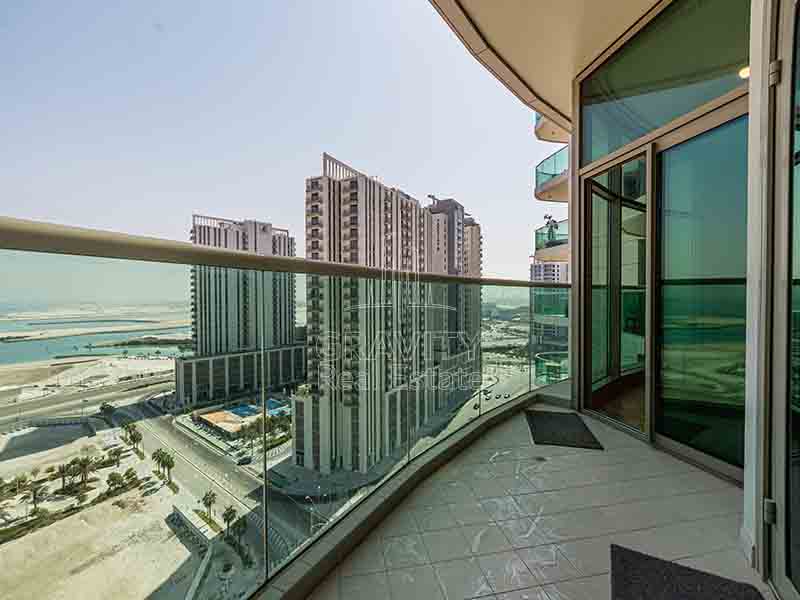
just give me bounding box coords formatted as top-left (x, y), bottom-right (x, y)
top-left (495, 394), bottom-right (501, 399)
top-left (237, 455), bottom-right (253, 465)
top-left (504, 393), bottom-right (510, 399)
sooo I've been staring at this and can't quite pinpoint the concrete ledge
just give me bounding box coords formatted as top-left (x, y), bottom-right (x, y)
top-left (254, 384), bottom-right (565, 599)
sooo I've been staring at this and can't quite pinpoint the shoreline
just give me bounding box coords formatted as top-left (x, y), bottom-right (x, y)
top-left (0, 320), bottom-right (189, 344)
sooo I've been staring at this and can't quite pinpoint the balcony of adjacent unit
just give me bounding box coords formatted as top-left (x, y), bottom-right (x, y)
top-left (534, 111), bottom-right (569, 144)
top-left (534, 145), bottom-right (569, 202)
top-left (534, 218), bottom-right (569, 253)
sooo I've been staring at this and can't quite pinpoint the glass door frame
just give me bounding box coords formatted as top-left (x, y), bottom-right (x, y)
top-left (770, 0), bottom-right (799, 596)
top-left (578, 144), bottom-right (655, 441)
top-left (577, 96), bottom-right (750, 463)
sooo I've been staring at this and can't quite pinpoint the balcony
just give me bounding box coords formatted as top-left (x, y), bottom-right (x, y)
top-left (302, 406), bottom-right (761, 600)
top-left (534, 145), bottom-right (568, 203)
top-left (534, 112), bottom-right (569, 144)
top-left (534, 219), bottom-right (569, 252)
top-left (0, 216), bottom-right (765, 600)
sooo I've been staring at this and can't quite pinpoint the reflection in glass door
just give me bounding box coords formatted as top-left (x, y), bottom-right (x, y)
top-left (655, 116), bottom-right (748, 469)
top-left (587, 156), bottom-right (648, 431)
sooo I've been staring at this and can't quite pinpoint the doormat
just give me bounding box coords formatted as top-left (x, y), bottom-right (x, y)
top-left (524, 410), bottom-right (603, 450)
top-left (611, 545), bottom-right (764, 600)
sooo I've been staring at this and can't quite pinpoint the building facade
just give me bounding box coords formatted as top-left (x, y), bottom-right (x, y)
top-left (175, 215), bottom-right (303, 406)
top-left (295, 154), bottom-right (483, 474)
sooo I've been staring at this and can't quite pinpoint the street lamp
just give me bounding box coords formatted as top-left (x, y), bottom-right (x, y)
top-left (304, 495), bottom-right (317, 532)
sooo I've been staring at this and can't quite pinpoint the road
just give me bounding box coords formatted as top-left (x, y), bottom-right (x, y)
top-left (117, 402), bottom-right (311, 567)
top-left (0, 376), bottom-right (172, 431)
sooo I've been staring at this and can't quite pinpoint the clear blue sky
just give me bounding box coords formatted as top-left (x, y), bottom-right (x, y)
top-left (1, 0), bottom-right (565, 282)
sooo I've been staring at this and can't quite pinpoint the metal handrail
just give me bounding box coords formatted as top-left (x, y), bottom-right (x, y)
top-left (0, 216), bottom-right (570, 289)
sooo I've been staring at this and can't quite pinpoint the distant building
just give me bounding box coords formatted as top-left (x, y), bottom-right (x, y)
top-left (295, 154), bottom-right (482, 474)
top-left (175, 215), bottom-right (305, 407)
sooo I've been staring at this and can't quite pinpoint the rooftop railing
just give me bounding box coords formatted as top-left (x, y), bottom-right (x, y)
top-left (0, 216), bottom-right (570, 599)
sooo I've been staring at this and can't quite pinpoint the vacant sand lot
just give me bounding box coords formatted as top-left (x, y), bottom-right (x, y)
top-left (0, 487), bottom-right (200, 600)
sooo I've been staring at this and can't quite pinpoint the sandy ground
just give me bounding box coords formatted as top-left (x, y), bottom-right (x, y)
top-left (0, 429), bottom-right (112, 480)
top-left (0, 485), bottom-right (200, 600)
top-left (0, 356), bottom-right (174, 405)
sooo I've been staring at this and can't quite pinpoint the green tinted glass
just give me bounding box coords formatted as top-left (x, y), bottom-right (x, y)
top-left (656, 116), bottom-right (748, 467)
top-left (581, 0), bottom-right (750, 165)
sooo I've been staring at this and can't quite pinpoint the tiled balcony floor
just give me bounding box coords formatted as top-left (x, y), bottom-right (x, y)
top-left (307, 406), bottom-right (774, 600)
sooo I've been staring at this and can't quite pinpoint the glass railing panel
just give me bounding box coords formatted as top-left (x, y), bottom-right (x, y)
top-left (406, 280), bottom-right (483, 462)
top-left (480, 285), bottom-right (533, 414)
top-left (0, 245), bottom-right (572, 595)
top-left (531, 287), bottom-right (570, 387)
top-left (267, 272), bottom-right (416, 574)
top-left (0, 250), bottom-right (268, 599)
top-left (534, 219), bottom-right (570, 251)
top-left (535, 145), bottom-right (569, 189)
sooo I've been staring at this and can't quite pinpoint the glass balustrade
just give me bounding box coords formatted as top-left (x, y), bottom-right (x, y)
top-left (0, 247), bottom-right (569, 598)
top-left (534, 146), bottom-right (569, 189)
top-left (534, 219), bottom-right (569, 250)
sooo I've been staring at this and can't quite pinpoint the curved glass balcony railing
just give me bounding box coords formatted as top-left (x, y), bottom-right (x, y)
top-left (534, 219), bottom-right (569, 250)
top-left (0, 219), bottom-right (570, 600)
top-left (535, 145), bottom-right (569, 189)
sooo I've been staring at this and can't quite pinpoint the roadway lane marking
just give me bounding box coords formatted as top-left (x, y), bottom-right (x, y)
top-left (122, 406), bottom-right (254, 513)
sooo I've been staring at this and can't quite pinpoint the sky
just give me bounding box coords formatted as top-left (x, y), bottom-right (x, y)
top-left (0, 0), bottom-right (565, 291)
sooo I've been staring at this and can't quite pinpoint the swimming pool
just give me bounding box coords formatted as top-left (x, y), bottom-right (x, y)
top-left (229, 404), bottom-right (259, 418)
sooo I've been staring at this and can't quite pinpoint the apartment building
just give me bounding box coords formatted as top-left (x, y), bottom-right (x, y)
top-left (174, 215), bottom-right (305, 406)
top-left (295, 154), bottom-right (482, 474)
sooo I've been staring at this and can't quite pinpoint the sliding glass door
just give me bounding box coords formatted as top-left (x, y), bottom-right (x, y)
top-left (655, 116), bottom-right (748, 470)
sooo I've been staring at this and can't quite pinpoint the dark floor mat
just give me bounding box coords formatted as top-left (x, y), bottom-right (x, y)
top-left (611, 545), bottom-right (764, 600)
top-left (524, 410), bottom-right (603, 450)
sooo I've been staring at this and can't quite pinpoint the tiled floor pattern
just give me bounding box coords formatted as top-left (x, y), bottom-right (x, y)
top-left (308, 407), bottom-right (774, 600)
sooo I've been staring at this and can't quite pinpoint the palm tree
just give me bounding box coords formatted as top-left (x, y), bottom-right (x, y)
top-left (23, 481), bottom-right (48, 511)
top-left (162, 452), bottom-right (175, 483)
top-left (109, 448), bottom-right (123, 468)
top-left (123, 423), bottom-right (141, 450)
top-left (13, 474), bottom-right (28, 495)
top-left (201, 490), bottom-right (217, 519)
top-left (132, 429), bottom-right (143, 452)
top-left (31, 467), bottom-right (41, 481)
top-left (151, 449), bottom-right (165, 475)
top-left (232, 517), bottom-right (248, 547)
top-left (56, 464), bottom-right (70, 491)
top-left (75, 456), bottom-right (95, 489)
top-left (222, 505), bottom-right (238, 538)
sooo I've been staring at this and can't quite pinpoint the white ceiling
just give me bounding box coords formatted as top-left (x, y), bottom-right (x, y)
top-left (431, 0), bottom-right (659, 130)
